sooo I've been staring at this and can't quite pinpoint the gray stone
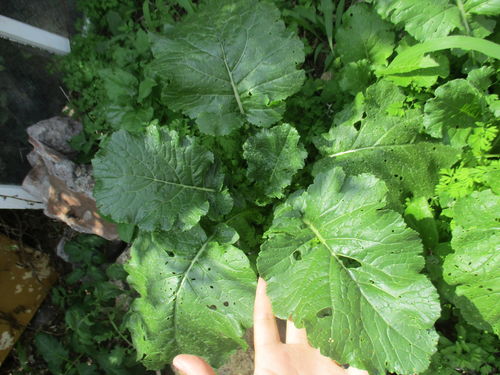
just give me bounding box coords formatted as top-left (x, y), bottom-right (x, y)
top-left (22, 116), bottom-right (118, 240)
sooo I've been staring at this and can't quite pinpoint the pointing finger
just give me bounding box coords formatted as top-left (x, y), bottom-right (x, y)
top-left (286, 318), bottom-right (308, 345)
top-left (346, 367), bottom-right (370, 375)
top-left (253, 277), bottom-right (281, 347)
top-left (173, 354), bottom-right (216, 375)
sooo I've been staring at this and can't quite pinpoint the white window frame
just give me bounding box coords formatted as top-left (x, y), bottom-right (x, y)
top-left (0, 15), bottom-right (70, 54)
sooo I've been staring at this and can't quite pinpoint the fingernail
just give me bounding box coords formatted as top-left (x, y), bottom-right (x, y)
top-left (173, 356), bottom-right (187, 374)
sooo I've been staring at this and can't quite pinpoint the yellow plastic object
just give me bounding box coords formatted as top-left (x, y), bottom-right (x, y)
top-left (0, 235), bottom-right (57, 365)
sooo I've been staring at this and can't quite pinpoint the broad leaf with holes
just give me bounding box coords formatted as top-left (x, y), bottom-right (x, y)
top-left (314, 80), bottom-right (459, 211)
top-left (150, 0), bottom-right (305, 131)
top-left (243, 123), bottom-right (307, 199)
top-left (126, 226), bottom-right (256, 370)
top-left (257, 167), bottom-right (440, 374)
top-left (443, 190), bottom-right (500, 335)
top-left (92, 125), bottom-right (232, 231)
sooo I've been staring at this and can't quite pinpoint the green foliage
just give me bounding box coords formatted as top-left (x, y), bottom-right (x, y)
top-left (423, 79), bottom-right (494, 147)
top-left (423, 316), bottom-right (500, 375)
top-left (92, 126), bottom-right (232, 231)
top-left (34, 334), bottom-right (69, 374)
top-left (258, 168), bottom-right (440, 374)
top-left (443, 190), bottom-right (500, 334)
top-left (243, 123), bottom-right (307, 199)
top-left (378, 36), bottom-right (500, 79)
top-left (426, 60), bottom-right (500, 342)
top-left (56, 0), bottom-right (194, 161)
top-left (126, 226), bottom-right (256, 369)
top-left (313, 80), bottom-right (460, 211)
top-left (59, 0), bottom-right (500, 373)
top-left (404, 196), bottom-right (439, 251)
top-left (336, 3), bottom-right (395, 65)
top-left (464, 0), bottom-right (500, 16)
top-left (35, 235), bottom-right (148, 375)
top-left (433, 70), bottom-right (499, 208)
top-left (373, 0), bottom-right (499, 42)
top-left (150, 0), bottom-right (305, 129)
top-left (373, 0), bottom-right (462, 41)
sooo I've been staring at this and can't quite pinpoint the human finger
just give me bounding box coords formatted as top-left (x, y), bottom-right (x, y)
top-left (285, 318), bottom-right (308, 345)
top-left (346, 366), bottom-right (369, 375)
top-left (173, 354), bottom-right (216, 375)
top-left (253, 277), bottom-right (281, 347)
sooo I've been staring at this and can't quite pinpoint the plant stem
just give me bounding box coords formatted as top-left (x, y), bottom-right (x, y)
top-left (107, 313), bottom-right (133, 346)
top-left (456, 0), bottom-right (471, 36)
top-left (220, 42), bottom-right (245, 115)
top-left (456, 0), bottom-right (476, 62)
top-left (64, 353), bottom-right (84, 375)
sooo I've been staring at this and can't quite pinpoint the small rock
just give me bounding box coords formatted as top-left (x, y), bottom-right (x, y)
top-left (22, 117), bottom-right (118, 240)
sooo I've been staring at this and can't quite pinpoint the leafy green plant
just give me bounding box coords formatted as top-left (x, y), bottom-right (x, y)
top-left (58, 0), bottom-right (500, 374)
top-left (258, 167), bottom-right (440, 374)
top-left (57, 0), bottom-right (196, 160)
top-left (424, 313), bottom-right (500, 375)
top-left (442, 189), bottom-right (499, 335)
top-left (150, 0), bottom-right (305, 130)
top-left (35, 235), bottom-right (151, 375)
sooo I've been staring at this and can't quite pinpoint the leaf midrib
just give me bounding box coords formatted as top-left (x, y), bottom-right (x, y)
top-left (220, 42), bottom-right (245, 115)
top-left (327, 143), bottom-right (417, 158)
top-left (303, 218), bottom-right (359, 265)
top-left (126, 174), bottom-right (217, 193)
top-left (172, 235), bottom-right (212, 348)
top-left (302, 218), bottom-right (429, 354)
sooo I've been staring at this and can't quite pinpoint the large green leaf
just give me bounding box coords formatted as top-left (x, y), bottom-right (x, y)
top-left (336, 3), bottom-right (395, 65)
top-left (92, 125), bottom-right (232, 231)
top-left (374, 0), bottom-right (462, 41)
top-left (423, 79), bottom-right (493, 148)
top-left (373, 0), bottom-right (497, 41)
top-left (464, 0), bottom-right (500, 16)
top-left (257, 167), bottom-right (440, 375)
top-left (150, 0), bottom-right (305, 131)
top-left (126, 226), bottom-right (256, 370)
top-left (314, 80), bottom-right (460, 211)
top-left (379, 36), bottom-right (500, 77)
top-left (243, 123), bottom-right (307, 199)
top-left (443, 190), bottom-right (500, 335)
top-left (379, 46), bottom-right (450, 88)
top-left (374, 0), bottom-right (498, 42)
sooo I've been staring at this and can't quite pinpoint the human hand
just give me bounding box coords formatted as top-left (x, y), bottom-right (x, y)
top-left (173, 278), bottom-right (369, 375)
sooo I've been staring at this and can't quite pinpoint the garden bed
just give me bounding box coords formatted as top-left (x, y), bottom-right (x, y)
top-left (2, 0), bottom-right (500, 374)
